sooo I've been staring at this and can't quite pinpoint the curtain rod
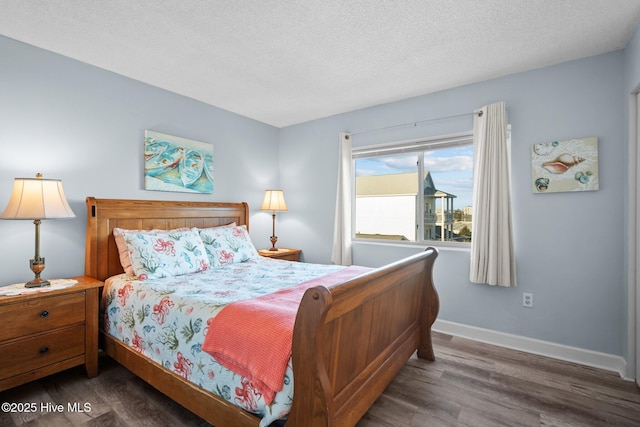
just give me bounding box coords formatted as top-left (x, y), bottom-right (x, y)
top-left (350, 110), bottom-right (482, 137)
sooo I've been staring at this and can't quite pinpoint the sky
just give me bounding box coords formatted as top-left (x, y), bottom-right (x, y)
top-left (355, 145), bottom-right (474, 208)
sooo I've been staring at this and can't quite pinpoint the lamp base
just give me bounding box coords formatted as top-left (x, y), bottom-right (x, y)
top-left (25, 278), bottom-right (51, 288)
top-left (27, 257), bottom-right (49, 288)
top-left (269, 235), bottom-right (278, 251)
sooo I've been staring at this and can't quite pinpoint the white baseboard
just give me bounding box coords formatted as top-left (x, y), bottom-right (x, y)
top-left (433, 319), bottom-right (631, 381)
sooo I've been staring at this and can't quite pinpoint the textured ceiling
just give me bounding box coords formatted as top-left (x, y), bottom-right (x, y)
top-left (1, 1), bottom-right (640, 127)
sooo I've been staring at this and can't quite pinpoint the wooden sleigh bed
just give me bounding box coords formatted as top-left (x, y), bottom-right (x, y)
top-left (84, 197), bottom-right (439, 427)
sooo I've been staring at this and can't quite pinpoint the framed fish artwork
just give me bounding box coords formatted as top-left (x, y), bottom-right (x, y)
top-left (531, 136), bottom-right (598, 193)
top-left (144, 130), bottom-right (214, 194)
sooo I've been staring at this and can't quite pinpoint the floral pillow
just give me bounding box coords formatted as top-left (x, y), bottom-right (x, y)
top-left (113, 227), bottom-right (189, 277)
top-left (197, 225), bottom-right (259, 267)
top-left (119, 228), bottom-right (210, 280)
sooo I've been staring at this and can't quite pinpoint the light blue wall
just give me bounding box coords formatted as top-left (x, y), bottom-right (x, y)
top-left (0, 35), bottom-right (280, 285)
top-left (279, 50), bottom-right (627, 357)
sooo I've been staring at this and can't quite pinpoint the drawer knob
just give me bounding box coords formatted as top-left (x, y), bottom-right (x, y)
top-left (39, 346), bottom-right (49, 354)
top-left (40, 310), bottom-right (49, 318)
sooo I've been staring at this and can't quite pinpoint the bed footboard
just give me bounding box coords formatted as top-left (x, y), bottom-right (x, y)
top-left (287, 247), bottom-right (439, 426)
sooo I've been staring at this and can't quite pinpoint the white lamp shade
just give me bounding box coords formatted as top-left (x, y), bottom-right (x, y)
top-left (260, 190), bottom-right (288, 212)
top-left (1, 177), bottom-right (75, 220)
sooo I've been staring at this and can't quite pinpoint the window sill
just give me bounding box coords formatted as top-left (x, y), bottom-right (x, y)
top-left (352, 238), bottom-right (471, 252)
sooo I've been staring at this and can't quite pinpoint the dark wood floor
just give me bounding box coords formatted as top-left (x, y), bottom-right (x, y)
top-left (1, 332), bottom-right (639, 426)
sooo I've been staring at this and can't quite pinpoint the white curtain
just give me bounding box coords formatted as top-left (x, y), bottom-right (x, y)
top-left (470, 101), bottom-right (516, 286)
top-left (331, 132), bottom-right (353, 265)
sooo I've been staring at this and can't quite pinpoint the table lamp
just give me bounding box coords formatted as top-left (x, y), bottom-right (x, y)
top-left (0, 173), bottom-right (75, 287)
top-left (260, 190), bottom-right (288, 251)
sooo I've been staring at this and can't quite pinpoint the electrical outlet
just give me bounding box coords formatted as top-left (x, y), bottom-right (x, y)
top-left (522, 293), bottom-right (533, 308)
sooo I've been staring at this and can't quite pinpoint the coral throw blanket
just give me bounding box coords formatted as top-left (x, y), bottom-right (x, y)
top-left (202, 265), bottom-right (370, 405)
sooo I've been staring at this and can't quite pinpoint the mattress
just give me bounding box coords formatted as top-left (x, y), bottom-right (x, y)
top-left (101, 257), bottom-right (343, 426)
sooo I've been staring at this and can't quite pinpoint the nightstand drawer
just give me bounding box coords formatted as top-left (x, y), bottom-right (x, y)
top-left (0, 325), bottom-right (85, 379)
top-left (0, 292), bottom-right (85, 341)
top-left (272, 252), bottom-right (300, 261)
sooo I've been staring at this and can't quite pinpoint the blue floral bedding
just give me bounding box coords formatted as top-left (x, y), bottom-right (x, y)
top-left (101, 257), bottom-right (343, 426)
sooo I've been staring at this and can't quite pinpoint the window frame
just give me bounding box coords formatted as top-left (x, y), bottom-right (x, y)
top-left (351, 131), bottom-right (474, 248)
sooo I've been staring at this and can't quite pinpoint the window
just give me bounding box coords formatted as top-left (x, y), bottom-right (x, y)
top-left (353, 132), bottom-right (473, 244)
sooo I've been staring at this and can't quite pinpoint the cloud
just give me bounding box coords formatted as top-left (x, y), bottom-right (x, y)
top-left (433, 177), bottom-right (474, 192)
top-left (355, 156), bottom-right (415, 175)
top-left (355, 152), bottom-right (473, 175)
top-left (424, 155), bottom-right (473, 172)
top-left (355, 168), bottom-right (377, 176)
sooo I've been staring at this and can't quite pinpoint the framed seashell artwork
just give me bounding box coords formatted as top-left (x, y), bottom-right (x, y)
top-left (144, 130), bottom-right (214, 194)
top-left (531, 137), bottom-right (598, 193)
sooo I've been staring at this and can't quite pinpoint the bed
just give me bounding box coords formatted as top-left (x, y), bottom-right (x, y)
top-left (84, 197), bottom-right (439, 427)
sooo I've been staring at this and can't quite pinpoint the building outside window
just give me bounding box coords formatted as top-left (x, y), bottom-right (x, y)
top-left (353, 132), bottom-right (473, 244)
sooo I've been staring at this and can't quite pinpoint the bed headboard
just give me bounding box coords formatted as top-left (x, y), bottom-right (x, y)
top-left (84, 197), bottom-right (249, 281)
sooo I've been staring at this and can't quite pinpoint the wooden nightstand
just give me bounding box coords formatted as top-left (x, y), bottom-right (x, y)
top-left (0, 276), bottom-right (103, 392)
top-left (258, 248), bottom-right (302, 262)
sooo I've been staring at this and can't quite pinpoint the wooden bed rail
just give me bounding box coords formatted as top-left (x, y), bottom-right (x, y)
top-left (288, 247), bottom-right (439, 426)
